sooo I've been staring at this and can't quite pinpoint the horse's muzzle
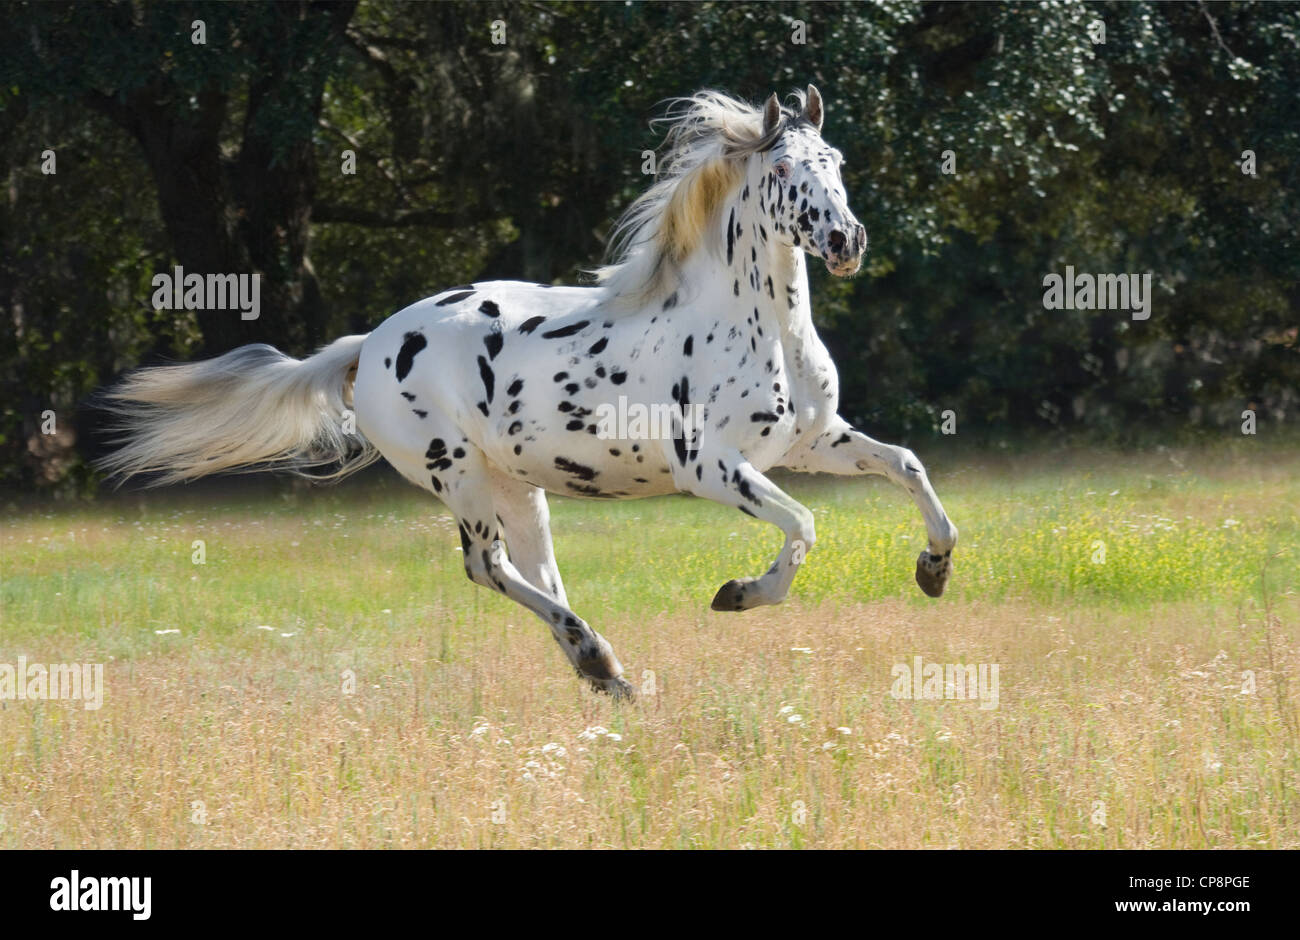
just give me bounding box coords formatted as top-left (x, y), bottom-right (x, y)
top-left (825, 256), bottom-right (863, 277)
top-left (825, 223), bottom-right (867, 277)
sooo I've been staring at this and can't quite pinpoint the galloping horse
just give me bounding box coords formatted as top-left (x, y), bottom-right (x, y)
top-left (100, 86), bottom-right (959, 698)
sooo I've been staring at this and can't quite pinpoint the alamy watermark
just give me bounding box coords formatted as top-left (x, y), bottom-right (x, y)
top-left (0, 657), bottom-right (104, 710)
top-left (49, 871), bottom-right (150, 920)
top-left (890, 656), bottom-right (999, 710)
top-left (151, 265), bottom-right (261, 320)
top-left (1042, 266), bottom-right (1152, 320)
top-left (594, 394), bottom-right (705, 444)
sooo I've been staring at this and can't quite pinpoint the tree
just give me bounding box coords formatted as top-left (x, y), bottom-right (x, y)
top-left (3, 0), bottom-right (357, 355)
top-left (1, 1), bottom-right (1296, 491)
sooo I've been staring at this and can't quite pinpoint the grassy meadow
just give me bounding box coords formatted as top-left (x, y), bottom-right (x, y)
top-left (2, 439), bottom-right (1298, 848)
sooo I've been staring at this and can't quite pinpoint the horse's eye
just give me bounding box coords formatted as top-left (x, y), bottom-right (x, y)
top-left (773, 160), bottom-right (792, 180)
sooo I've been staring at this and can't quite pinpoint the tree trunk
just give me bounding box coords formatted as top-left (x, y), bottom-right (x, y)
top-left (85, 2), bottom-right (355, 358)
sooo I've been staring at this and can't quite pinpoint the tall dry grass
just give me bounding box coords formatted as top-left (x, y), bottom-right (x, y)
top-left (2, 443), bottom-right (1297, 847)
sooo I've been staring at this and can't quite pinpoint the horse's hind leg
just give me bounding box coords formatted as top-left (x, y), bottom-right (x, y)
top-left (383, 430), bottom-right (630, 697)
top-left (490, 471), bottom-right (568, 607)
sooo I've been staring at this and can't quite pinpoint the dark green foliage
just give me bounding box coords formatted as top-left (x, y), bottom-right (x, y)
top-left (1, 1), bottom-right (1296, 490)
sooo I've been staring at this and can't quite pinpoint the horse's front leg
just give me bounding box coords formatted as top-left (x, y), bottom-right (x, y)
top-left (679, 448), bottom-right (817, 611)
top-left (786, 417), bottom-right (958, 597)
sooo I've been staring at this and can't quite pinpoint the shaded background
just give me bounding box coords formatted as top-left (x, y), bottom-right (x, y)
top-left (1, 0), bottom-right (1296, 493)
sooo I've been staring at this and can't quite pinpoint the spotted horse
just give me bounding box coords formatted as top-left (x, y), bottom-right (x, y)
top-left (99, 86), bottom-right (959, 699)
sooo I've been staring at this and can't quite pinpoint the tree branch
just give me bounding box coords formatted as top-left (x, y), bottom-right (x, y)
top-left (317, 118), bottom-right (406, 192)
top-left (1198, 0), bottom-right (1237, 60)
top-left (344, 27), bottom-right (401, 84)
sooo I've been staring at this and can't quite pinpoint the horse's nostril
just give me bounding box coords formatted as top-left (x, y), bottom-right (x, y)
top-left (827, 229), bottom-right (846, 254)
top-left (854, 223), bottom-right (867, 251)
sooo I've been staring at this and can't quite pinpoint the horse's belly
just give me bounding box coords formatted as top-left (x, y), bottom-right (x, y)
top-left (483, 432), bottom-right (678, 500)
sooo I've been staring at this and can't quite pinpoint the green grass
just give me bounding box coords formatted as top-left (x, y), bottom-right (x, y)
top-left (6, 439), bottom-right (1294, 637)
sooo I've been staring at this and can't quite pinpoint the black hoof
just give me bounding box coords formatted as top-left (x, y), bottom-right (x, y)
top-left (711, 578), bottom-right (750, 611)
top-left (915, 551), bottom-right (951, 598)
top-left (581, 672), bottom-right (635, 700)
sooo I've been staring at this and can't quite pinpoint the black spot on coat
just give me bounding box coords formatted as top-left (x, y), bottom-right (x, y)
top-left (543, 320), bottom-right (589, 339)
top-left (395, 332), bottom-right (427, 381)
top-left (554, 456), bottom-right (597, 481)
top-left (477, 356), bottom-right (495, 403)
top-left (672, 376), bottom-right (695, 466)
top-left (436, 290), bottom-right (475, 306)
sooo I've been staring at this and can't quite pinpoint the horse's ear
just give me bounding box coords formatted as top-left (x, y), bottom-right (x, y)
top-left (762, 93), bottom-right (781, 135)
top-left (805, 84), bottom-right (824, 132)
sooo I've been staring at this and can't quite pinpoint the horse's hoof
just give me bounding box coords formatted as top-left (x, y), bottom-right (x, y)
top-left (915, 550), bottom-right (952, 598)
top-left (585, 673), bottom-right (636, 701)
top-left (711, 578), bottom-right (752, 611)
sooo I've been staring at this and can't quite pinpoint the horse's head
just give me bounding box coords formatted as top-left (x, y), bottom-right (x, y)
top-left (759, 86), bottom-right (866, 277)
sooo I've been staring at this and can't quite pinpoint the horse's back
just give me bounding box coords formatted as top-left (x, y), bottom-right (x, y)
top-left (358, 279), bottom-right (601, 377)
top-left (353, 279), bottom-right (670, 496)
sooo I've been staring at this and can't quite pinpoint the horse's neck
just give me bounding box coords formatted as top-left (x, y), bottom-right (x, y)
top-left (690, 164), bottom-right (814, 339)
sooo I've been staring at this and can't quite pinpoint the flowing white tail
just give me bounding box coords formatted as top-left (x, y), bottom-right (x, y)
top-left (97, 335), bottom-right (377, 486)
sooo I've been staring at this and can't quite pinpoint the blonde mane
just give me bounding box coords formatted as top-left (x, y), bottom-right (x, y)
top-left (593, 89), bottom-right (809, 308)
